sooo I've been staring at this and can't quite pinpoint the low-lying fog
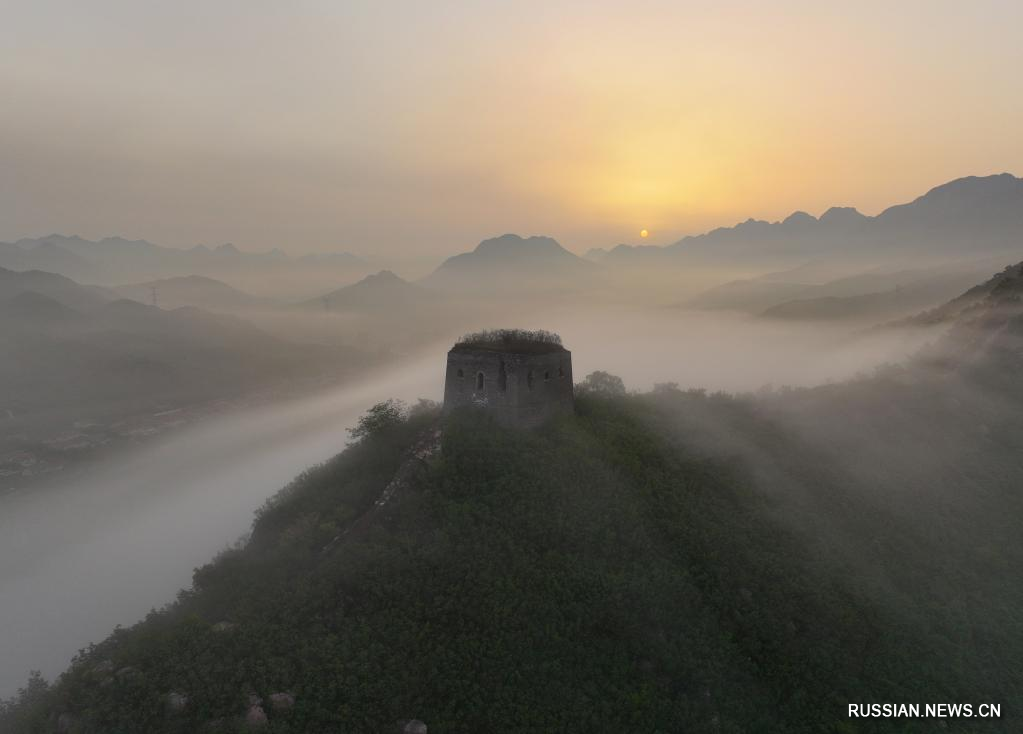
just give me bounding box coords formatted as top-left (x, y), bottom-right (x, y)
top-left (0, 307), bottom-right (942, 697)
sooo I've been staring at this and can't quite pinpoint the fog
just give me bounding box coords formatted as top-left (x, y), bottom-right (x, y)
top-left (546, 306), bottom-right (943, 392)
top-left (0, 307), bottom-right (941, 698)
top-left (0, 355), bottom-right (442, 698)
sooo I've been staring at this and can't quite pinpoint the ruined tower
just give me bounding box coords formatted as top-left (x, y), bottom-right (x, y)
top-left (443, 329), bottom-right (574, 427)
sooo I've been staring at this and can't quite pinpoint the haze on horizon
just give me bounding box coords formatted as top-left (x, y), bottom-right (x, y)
top-left (2, 0), bottom-right (1022, 260)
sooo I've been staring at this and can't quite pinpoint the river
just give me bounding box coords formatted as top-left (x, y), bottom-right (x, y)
top-left (0, 353), bottom-right (443, 698)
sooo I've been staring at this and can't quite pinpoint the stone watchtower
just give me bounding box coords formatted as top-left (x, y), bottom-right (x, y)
top-left (443, 329), bottom-right (574, 427)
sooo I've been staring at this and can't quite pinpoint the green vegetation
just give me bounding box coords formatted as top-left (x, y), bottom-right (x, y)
top-left (452, 329), bottom-right (564, 354)
top-left (4, 356), bottom-right (1022, 732)
top-left (576, 370), bottom-right (626, 396)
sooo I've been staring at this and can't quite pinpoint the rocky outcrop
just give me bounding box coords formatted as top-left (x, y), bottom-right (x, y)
top-left (245, 704), bottom-right (268, 727)
top-left (165, 691), bottom-right (188, 714)
top-left (268, 692), bottom-right (295, 711)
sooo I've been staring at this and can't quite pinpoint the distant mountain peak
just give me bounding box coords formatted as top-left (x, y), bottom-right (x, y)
top-left (422, 233), bottom-right (593, 292)
top-left (819, 206), bottom-right (867, 225)
top-left (98, 236), bottom-right (155, 247)
top-left (782, 211), bottom-right (816, 226)
top-left (308, 268), bottom-right (428, 311)
top-left (362, 269), bottom-right (405, 283)
top-left (474, 233), bottom-right (565, 255)
top-left (871, 173), bottom-right (1023, 235)
top-left (922, 172), bottom-right (1019, 197)
top-left (25, 234), bottom-right (88, 246)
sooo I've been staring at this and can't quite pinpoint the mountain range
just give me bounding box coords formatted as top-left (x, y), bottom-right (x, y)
top-left (590, 173), bottom-right (1023, 268)
top-left (4, 174), bottom-right (1022, 305)
top-left (0, 235), bottom-right (371, 300)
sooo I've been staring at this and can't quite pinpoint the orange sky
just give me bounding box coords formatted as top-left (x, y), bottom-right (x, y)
top-left (2, 1), bottom-right (1021, 258)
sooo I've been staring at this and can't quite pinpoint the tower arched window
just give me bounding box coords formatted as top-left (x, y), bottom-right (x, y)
top-left (527, 370), bottom-right (534, 390)
top-left (476, 372), bottom-right (485, 391)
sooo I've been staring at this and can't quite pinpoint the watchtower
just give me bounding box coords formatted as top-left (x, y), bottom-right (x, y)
top-left (442, 329), bottom-right (574, 427)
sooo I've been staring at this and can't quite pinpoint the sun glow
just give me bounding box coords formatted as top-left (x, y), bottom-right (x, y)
top-left (640, 229), bottom-right (649, 238)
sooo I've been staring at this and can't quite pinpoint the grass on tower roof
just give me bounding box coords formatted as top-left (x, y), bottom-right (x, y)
top-left (451, 329), bottom-right (566, 354)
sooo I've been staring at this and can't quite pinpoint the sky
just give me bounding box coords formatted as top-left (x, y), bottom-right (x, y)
top-left (2, 0), bottom-right (1022, 259)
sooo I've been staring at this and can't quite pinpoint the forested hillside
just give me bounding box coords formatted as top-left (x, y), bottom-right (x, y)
top-left (4, 327), bottom-right (1021, 733)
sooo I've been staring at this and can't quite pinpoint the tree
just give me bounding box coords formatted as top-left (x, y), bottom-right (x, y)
top-left (409, 398), bottom-right (440, 419)
top-left (579, 371), bottom-right (626, 396)
top-left (347, 399), bottom-right (407, 443)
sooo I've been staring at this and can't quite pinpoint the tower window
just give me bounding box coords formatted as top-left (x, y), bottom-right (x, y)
top-left (498, 360), bottom-right (507, 392)
top-left (544, 371), bottom-right (550, 381)
top-left (559, 366), bottom-right (565, 378)
top-left (476, 372), bottom-right (485, 391)
top-left (457, 368), bottom-right (464, 378)
top-left (527, 370), bottom-right (534, 389)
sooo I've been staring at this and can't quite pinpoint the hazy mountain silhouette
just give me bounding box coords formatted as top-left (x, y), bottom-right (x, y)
top-left (759, 270), bottom-right (985, 323)
top-left (896, 260), bottom-right (1023, 327)
top-left (597, 174), bottom-right (1023, 267)
top-left (688, 259), bottom-right (1005, 316)
top-left (308, 270), bottom-right (437, 312)
top-left (0, 266), bottom-right (115, 312)
top-left (114, 275), bottom-right (276, 313)
top-left (0, 269), bottom-right (373, 462)
top-left (0, 239), bottom-right (92, 277)
top-left (0, 235), bottom-right (371, 298)
top-left (875, 173), bottom-right (1023, 235)
top-left (0, 291), bottom-right (86, 326)
top-left (422, 234), bottom-right (597, 292)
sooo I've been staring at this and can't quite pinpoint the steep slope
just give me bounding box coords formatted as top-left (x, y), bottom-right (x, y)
top-left (899, 260), bottom-right (1023, 326)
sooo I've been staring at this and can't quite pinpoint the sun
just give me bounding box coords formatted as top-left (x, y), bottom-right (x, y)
top-left (640, 229), bottom-right (649, 238)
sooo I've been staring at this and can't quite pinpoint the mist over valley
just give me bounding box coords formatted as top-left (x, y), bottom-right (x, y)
top-left (3, 6), bottom-right (1023, 725)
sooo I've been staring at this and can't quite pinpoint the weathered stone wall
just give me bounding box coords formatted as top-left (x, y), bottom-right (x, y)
top-left (442, 347), bottom-right (574, 427)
